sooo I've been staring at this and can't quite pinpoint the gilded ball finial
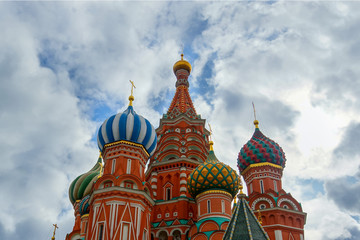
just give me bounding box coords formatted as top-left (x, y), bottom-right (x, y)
top-left (173, 53), bottom-right (192, 74)
top-left (209, 140), bottom-right (214, 151)
top-left (254, 119), bottom-right (259, 129)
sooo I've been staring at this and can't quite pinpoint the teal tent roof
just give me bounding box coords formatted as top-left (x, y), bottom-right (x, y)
top-left (224, 194), bottom-right (269, 240)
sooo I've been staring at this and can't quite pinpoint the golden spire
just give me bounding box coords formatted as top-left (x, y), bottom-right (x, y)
top-left (257, 210), bottom-right (263, 224)
top-left (51, 224), bottom-right (58, 240)
top-left (239, 184), bottom-right (244, 194)
top-left (252, 101), bottom-right (259, 129)
top-left (129, 80), bottom-right (136, 106)
top-left (232, 196), bottom-right (237, 213)
top-left (208, 123), bottom-right (214, 151)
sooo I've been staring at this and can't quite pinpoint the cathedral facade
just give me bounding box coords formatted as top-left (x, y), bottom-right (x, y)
top-left (66, 55), bottom-right (306, 240)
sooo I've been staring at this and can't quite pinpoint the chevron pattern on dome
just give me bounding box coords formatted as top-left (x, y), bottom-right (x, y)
top-left (97, 105), bottom-right (157, 156)
top-left (238, 128), bottom-right (286, 173)
top-left (187, 155), bottom-right (240, 198)
top-left (69, 156), bottom-right (102, 205)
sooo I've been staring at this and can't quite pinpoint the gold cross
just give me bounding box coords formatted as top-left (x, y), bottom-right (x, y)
top-left (252, 101), bottom-right (257, 120)
top-left (252, 102), bottom-right (259, 128)
top-left (129, 80), bottom-right (136, 96)
top-left (208, 123), bottom-right (213, 141)
top-left (52, 224), bottom-right (58, 239)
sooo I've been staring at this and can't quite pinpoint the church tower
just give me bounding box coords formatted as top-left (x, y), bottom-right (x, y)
top-left (145, 54), bottom-right (211, 239)
top-left (238, 120), bottom-right (307, 240)
top-left (66, 85), bottom-right (157, 240)
top-left (187, 141), bottom-right (240, 240)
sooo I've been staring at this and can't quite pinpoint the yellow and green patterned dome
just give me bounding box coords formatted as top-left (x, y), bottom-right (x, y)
top-left (187, 142), bottom-right (240, 198)
top-left (69, 155), bottom-right (103, 205)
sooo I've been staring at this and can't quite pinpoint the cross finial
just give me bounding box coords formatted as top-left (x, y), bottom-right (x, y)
top-left (51, 224), bottom-right (58, 240)
top-left (252, 101), bottom-right (259, 128)
top-left (129, 80), bottom-right (136, 106)
top-left (208, 123), bottom-right (214, 151)
top-left (208, 123), bottom-right (213, 140)
top-left (181, 44), bottom-right (184, 59)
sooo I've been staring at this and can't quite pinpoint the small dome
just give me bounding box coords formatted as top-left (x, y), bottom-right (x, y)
top-left (173, 54), bottom-right (192, 74)
top-left (69, 156), bottom-right (102, 205)
top-left (79, 195), bottom-right (90, 216)
top-left (238, 127), bottom-right (286, 174)
top-left (187, 143), bottom-right (240, 198)
top-left (97, 105), bottom-right (157, 157)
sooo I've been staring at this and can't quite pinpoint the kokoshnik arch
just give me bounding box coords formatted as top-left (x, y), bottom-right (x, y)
top-left (66, 54), bottom-right (306, 240)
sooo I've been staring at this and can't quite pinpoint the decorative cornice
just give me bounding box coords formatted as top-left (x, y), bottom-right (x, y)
top-left (195, 190), bottom-right (232, 200)
top-left (92, 186), bottom-right (155, 206)
top-left (103, 140), bottom-right (149, 158)
top-left (241, 162), bottom-right (283, 175)
top-left (145, 157), bottom-right (201, 177)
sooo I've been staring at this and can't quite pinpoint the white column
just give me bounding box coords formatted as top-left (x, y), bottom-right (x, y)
top-left (274, 230), bottom-right (283, 240)
top-left (179, 167), bottom-right (187, 196)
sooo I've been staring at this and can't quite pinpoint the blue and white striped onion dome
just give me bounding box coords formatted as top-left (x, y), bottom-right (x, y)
top-left (97, 105), bottom-right (157, 157)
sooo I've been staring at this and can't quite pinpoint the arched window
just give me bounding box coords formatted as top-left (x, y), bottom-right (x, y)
top-left (159, 231), bottom-right (168, 240)
top-left (172, 230), bottom-right (181, 240)
top-left (127, 159), bottom-right (131, 174)
top-left (207, 200), bottom-right (211, 213)
top-left (274, 180), bottom-right (278, 192)
top-left (97, 223), bottom-right (104, 240)
top-left (166, 187), bottom-right (171, 200)
top-left (122, 223), bottom-right (130, 240)
top-left (111, 159), bottom-right (116, 174)
top-left (260, 180), bottom-right (264, 194)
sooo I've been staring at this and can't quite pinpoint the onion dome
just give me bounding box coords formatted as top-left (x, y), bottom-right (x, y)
top-left (79, 195), bottom-right (90, 216)
top-left (187, 141), bottom-right (240, 198)
top-left (238, 120), bottom-right (286, 173)
top-left (97, 105), bottom-right (157, 157)
top-left (173, 53), bottom-right (192, 74)
top-left (69, 155), bottom-right (102, 205)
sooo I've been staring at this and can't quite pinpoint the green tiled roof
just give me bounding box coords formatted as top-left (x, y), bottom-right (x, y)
top-left (224, 194), bottom-right (269, 240)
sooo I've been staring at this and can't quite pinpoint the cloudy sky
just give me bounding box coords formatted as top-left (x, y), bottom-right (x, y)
top-left (0, 1), bottom-right (359, 239)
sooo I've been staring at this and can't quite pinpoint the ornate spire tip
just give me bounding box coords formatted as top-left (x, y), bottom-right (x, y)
top-left (209, 141), bottom-right (214, 151)
top-left (129, 80), bottom-right (136, 106)
top-left (254, 119), bottom-right (259, 129)
top-left (240, 184), bottom-right (244, 194)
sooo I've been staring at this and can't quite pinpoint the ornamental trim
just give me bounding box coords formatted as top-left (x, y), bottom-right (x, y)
top-left (251, 197), bottom-right (274, 209)
top-left (241, 162), bottom-right (283, 175)
top-left (277, 198), bottom-right (299, 211)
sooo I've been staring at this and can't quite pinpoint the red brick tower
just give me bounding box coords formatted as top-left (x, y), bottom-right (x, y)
top-left (238, 120), bottom-right (307, 240)
top-left (145, 54), bottom-right (211, 240)
top-left (66, 85), bottom-right (158, 240)
top-left (187, 141), bottom-right (240, 240)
